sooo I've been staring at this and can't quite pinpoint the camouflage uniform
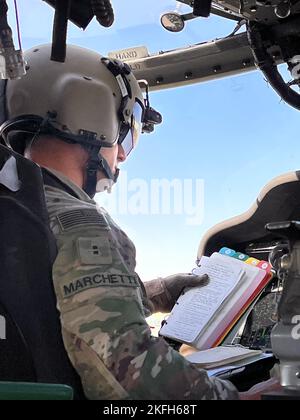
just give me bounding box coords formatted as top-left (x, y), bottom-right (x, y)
top-left (44, 168), bottom-right (239, 400)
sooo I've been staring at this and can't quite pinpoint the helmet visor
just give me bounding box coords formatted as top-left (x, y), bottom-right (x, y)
top-left (120, 101), bottom-right (143, 157)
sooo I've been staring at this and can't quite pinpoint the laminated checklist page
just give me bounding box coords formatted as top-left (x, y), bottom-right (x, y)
top-left (159, 255), bottom-right (244, 345)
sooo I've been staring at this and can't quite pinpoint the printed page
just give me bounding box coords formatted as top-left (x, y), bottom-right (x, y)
top-left (185, 346), bottom-right (262, 368)
top-left (194, 253), bottom-right (269, 350)
top-left (207, 353), bottom-right (274, 377)
top-left (159, 257), bottom-right (244, 344)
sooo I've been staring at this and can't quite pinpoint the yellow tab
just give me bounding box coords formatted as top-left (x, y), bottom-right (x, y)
top-left (245, 257), bottom-right (260, 266)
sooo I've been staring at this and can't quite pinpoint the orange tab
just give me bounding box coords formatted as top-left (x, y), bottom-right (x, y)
top-left (245, 257), bottom-right (260, 266)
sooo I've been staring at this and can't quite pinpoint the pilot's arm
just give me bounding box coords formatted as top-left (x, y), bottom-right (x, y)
top-left (47, 192), bottom-right (238, 400)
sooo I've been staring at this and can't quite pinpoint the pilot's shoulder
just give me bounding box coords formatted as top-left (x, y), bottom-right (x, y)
top-left (44, 186), bottom-right (109, 234)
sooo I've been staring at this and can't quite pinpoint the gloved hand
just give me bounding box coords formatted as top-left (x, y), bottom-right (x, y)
top-left (144, 273), bottom-right (209, 313)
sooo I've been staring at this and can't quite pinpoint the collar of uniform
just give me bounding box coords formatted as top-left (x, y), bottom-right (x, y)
top-left (42, 167), bottom-right (95, 203)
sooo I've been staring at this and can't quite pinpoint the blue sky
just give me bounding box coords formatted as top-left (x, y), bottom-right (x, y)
top-left (9, 0), bottom-right (300, 280)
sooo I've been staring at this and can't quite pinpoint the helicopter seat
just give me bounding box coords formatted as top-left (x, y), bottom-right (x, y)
top-left (0, 143), bottom-right (84, 399)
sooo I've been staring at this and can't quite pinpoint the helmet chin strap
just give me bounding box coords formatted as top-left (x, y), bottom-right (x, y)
top-left (84, 146), bottom-right (119, 198)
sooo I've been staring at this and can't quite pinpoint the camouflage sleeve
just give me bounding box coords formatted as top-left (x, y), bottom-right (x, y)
top-left (48, 203), bottom-right (238, 400)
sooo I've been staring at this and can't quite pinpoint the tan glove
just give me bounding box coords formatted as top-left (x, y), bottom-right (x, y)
top-left (144, 273), bottom-right (209, 313)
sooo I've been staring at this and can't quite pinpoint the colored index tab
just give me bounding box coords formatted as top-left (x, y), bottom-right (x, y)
top-left (245, 257), bottom-right (260, 266)
top-left (257, 260), bottom-right (272, 272)
top-left (232, 252), bottom-right (249, 261)
top-left (219, 247), bottom-right (236, 257)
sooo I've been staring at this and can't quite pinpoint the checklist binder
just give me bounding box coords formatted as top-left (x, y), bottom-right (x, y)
top-left (159, 249), bottom-right (273, 350)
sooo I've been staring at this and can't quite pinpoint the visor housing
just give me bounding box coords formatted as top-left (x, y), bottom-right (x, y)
top-left (119, 101), bottom-right (143, 157)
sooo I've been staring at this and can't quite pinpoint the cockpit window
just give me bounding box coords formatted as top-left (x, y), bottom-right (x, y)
top-left (10, 0), bottom-right (300, 280)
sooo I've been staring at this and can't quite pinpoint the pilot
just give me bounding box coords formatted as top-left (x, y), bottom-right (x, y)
top-left (0, 44), bottom-right (277, 400)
